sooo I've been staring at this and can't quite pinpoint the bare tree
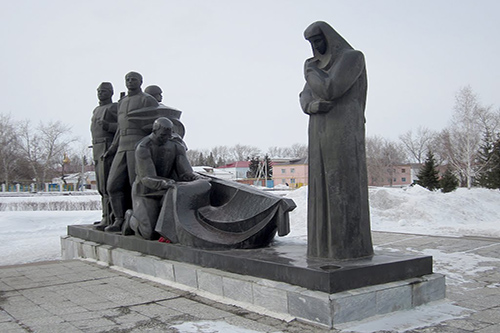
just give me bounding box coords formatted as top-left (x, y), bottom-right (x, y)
top-left (366, 136), bottom-right (385, 185)
top-left (211, 145), bottom-right (231, 165)
top-left (68, 140), bottom-right (93, 190)
top-left (399, 126), bottom-right (437, 163)
top-left (290, 143), bottom-right (308, 159)
top-left (0, 114), bottom-right (20, 187)
top-left (476, 106), bottom-right (500, 141)
top-left (18, 120), bottom-right (42, 187)
top-left (267, 143), bottom-right (307, 159)
top-left (267, 146), bottom-right (291, 159)
top-left (18, 120), bottom-right (75, 189)
top-left (230, 144), bottom-right (261, 162)
top-left (366, 136), bottom-right (408, 186)
top-left (439, 86), bottom-right (488, 188)
top-left (186, 149), bottom-right (201, 166)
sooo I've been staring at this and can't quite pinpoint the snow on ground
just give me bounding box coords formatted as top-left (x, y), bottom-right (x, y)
top-left (0, 210), bottom-right (101, 266)
top-left (338, 301), bottom-right (468, 333)
top-left (1, 185), bottom-right (499, 266)
top-left (414, 247), bottom-right (500, 287)
top-left (369, 185), bottom-right (500, 238)
top-left (283, 185), bottom-right (500, 240)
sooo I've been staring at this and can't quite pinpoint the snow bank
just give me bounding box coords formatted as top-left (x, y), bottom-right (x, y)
top-left (368, 185), bottom-right (500, 238)
top-left (280, 185), bottom-right (500, 240)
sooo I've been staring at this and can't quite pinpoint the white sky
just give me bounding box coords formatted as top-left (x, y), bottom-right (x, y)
top-left (1, 0), bottom-right (499, 151)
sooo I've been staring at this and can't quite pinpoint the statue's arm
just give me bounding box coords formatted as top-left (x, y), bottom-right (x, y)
top-left (102, 129), bottom-right (119, 159)
top-left (106, 104), bottom-right (118, 133)
top-left (175, 144), bottom-right (198, 181)
top-left (141, 176), bottom-right (174, 190)
top-left (305, 51), bottom-right (365, 101)
top-left (325, 50), bottom-right (365, 100)
top-left (299, 83), bottom-right (314, 115)
top-left (135, 145), bottom-right (172, 190)
top-left (107, 122), bottom-right (117, 133)
top-left (304, 58), bottom-right (330, 99)
top-left (300, 82), bottom-right (334, 115)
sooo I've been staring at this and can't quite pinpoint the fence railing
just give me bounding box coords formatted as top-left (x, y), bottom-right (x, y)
top-left (0, 183), bottom-right (86, 192)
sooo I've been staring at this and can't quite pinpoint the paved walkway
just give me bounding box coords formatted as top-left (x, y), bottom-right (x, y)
top-left (1, 231), bottom-right (500, 332)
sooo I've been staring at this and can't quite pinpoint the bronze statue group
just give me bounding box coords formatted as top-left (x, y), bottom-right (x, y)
top-left (90, 21), bottom-right (371, 259)
top-left (90, 72), bottom-right (295, 249)
top-left (91, 72), bottom-right (196, 238)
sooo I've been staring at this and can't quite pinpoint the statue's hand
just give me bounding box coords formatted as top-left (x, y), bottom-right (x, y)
top-left (97, 120), bottom-right (109, 131)
top-left (309, 100), bottom-right (332, 114)
top-left (100, 151), bottom-right (108, 161)
top-left (183, 173), bottom-right (202, 181)
top-left (160, 179), bottom-right (175, 189)
top-left (101, 146), bottom-right (116, 160)
top-left (304, 58), bottom-right (318, 68)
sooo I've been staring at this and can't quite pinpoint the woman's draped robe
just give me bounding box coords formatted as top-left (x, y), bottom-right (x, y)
top-left (300, 22), bottom-right (373, 260)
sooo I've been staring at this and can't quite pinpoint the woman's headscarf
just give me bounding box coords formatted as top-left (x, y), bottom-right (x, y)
top-left (304, 21), bottom-right (353, 70)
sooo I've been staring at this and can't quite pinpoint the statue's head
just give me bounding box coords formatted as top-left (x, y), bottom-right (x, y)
top-left (305, 23), bottom-right (328, 55)
top-left (152, 117), bottom-right (173, 143)
top-left (125, 71), bottom-right (143, 91)
top-left (145, 85), bottom-right (163, 102)
top-left (304, 21), bottom-right (353, 68)
top-left (306, 33), bottom-right (327, 55)
top-left (97, 82), bottom-right (114, 101)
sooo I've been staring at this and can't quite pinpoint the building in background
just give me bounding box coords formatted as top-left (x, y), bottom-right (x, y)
top-left (367, 164), bottom-right (419, 187)
top-left (272, 157), bottom-right (308, 188)
top-left (216, 161), bottom-right (250, 180)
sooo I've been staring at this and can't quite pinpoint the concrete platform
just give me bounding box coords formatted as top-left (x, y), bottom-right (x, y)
top-left (68, 224), bottom-right (434, 293)
top-left (62, 226), bottom-right (446, 327)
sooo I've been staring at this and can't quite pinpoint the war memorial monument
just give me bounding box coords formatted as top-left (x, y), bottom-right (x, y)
top-left (62, 22), bottom-right (445, 328)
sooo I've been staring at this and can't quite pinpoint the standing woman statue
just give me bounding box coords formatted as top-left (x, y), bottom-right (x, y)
top-left (299, 21), bottom-right (373, 260)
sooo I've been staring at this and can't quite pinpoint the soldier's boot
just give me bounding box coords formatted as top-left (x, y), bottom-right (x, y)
top-left (94, 195), bottom-right (110, 231)
top-left (122, 209), bottom-right (135, 236)
top-left (105, 194), bottom-right (125, 233)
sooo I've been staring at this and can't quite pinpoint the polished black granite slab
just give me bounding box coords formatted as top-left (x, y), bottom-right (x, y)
top-left (68, 224), bottom-right (433, 293)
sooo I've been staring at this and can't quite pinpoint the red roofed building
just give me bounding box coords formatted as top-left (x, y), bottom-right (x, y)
top-left (216, 161), bottom-right (250, 179)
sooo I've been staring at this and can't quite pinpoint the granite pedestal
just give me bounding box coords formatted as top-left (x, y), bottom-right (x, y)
top-left (62, 224), bottom-right (446, 327)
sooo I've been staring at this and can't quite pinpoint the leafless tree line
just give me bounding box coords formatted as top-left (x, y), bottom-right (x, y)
top-left (0, 114), bottom-right (85, 189)
top-left (3, 85), bottom-right (496, 189)
top-left (186, 143), bottom-right (308, 167)
top-left (367, 86), bottom-right (500, 188)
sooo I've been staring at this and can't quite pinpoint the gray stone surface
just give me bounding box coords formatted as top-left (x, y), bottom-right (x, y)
top-left (332, 291), bottom-right (377, 324)
top-left (288, 290), bottom-right (332, 325)
top-left (154, 260), bottom-right (175, 281)
top-left (3, 231), bottom-right (500, 331)
top-left (134, 254), bottom-right (156, 276)
top-left (173, 262), bottom-right (198, 288)
top-left (413, 273), bottom-right (447, 306)
top-left (222, 275), bottom-right (253, 303)
top-left (61, 234), bottom-right (444, 327)
top-left (197, 270), bottom-right (223, 296)
top-left (68, 224), bottom-right (433, 293)
top-left (376, 283), bottom-right (412, 314)
top-left (253, 283), bottom-right (288, 313)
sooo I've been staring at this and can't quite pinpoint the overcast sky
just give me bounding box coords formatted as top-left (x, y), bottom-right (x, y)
top-left (1, 1), bottom-right (499, 152)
